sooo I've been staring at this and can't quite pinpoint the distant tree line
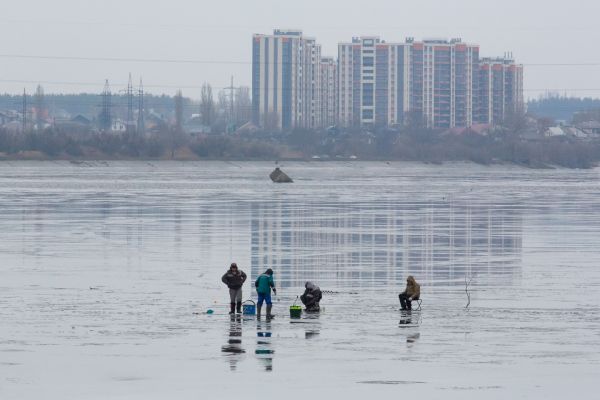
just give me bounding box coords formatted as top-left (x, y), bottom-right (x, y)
top-left (0, 83), bottom-right (252, 133)
top-left (2, 119), bottom-right (599, 168)
top-left (527, 93), bottom-right (600, 122)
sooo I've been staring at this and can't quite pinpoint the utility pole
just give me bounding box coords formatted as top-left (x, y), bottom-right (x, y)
top-left (126, 73), bottom-right (134, 135)
top-left (22, 88), bottom-right (27, 134)
top-left (229, 76), bottom-right (234, 123)
top-left (137, 79), bottom-right (145, 135)
top-left (99, 80), bottom-right (112, 131)
top-left (224, 76), bottom-right (240, 133)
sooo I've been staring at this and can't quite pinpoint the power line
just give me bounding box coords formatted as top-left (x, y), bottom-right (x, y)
top-left (1, 53), bottom-right (600, 67)
top-left (3, 78), bottom-right (600, 94)
top-left (0, 54), bottom-right (248, 65)
top-left (1, 18), bottom-right (598, 32)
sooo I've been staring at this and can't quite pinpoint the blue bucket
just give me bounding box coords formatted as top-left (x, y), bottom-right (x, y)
top-left (243, 300), bottom-right (256, 315)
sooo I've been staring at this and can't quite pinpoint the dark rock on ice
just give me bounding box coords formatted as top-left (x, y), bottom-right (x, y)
top-left (269, 167), bottom-right (293, 183)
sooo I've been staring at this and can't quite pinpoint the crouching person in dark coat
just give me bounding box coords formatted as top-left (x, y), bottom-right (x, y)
top-left (300, 281), bottom-right (322, 312)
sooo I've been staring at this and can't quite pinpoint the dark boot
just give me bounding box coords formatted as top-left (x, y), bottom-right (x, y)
top-left (266, 305), bottom-right (274, 319)
top-left (229, 302), bottom-right (235, 315)
top-left (236, 301), bottom-right (242, 314)
top-left (257, 305), bottom-right (262, 318)
top-left (399, 294), bottom-right (407, 310)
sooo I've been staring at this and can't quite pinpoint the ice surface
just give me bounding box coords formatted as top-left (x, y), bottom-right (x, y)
top-left (0, 161), bottom-right (599, 399)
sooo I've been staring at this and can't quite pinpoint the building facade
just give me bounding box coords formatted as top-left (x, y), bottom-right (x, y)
top-left (413, 39), bottom-right (479, 129)
top-left (252, 30), bottom-right (328, 130)
top-left (477, 56), bottom-right (524, 125)
top-left (338, 37), bottom-right (412, 128)
top-left (252, 30), bottom-right (523, 131)
top-left (320, 57), bottom-right (337, 127)
top-left (337, 37), bottom-right (480, 129)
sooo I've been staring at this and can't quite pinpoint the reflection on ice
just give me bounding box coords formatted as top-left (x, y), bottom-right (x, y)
top-left (406, 332), bottom-right (420, 345)
top-left (251, 200), bottom-right (522, 288)
top-left (221, 316), bottom-right (245, 371)
top-left (305, 330), bottom-right (320, 339)
top-left (399, 310), bottom-right (421, 326)
top-left (1, 162), bottom-right (600, 399)
top-left (255, 320), bottom-right (274, 372)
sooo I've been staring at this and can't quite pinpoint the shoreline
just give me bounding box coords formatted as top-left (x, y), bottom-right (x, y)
top-left (0, 155), bottom-right (592, 170)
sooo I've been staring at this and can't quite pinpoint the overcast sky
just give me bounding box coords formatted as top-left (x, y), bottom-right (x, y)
top-left (1, 0), bottom-right (600, 99)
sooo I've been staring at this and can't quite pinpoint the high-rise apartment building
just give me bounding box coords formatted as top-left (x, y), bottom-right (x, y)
top-left (252, 30), bottom-right (328, 130)
top-left (477, 56), bottom-right (524, 125)
top-left (252, 31), bottom-right (523, 131)
top-left (338, 37), bottom-right (411, 128)
top-left (338, 37), bottom-right (480, 129)
top-left (412, 39), bottom-right (480, 129)
top-left (320, 57), bottom-right (337, 127)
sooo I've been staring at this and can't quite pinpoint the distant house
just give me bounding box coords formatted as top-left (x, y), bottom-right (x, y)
top-left (545, 126), bottom-right (566, 137)
top-left (545, 126), bottom-right (587, 138)
top-left (146, 111), bottom-right (168, 133)
top-left (444, 123), bottom-right (491, 136)
top-left (71, 115), bottom-right (92, 125)
top-left (521, 128), bottom-right (543, 141)
top-left (2, 120), bottom-right (22, 134)
top-left (1, 110), bottom-right (23, 131)
top-left (184, 114), bottom-right (211, 136)
top-left (563, 126), bottom-right (587, 138)
top-left (112, 119), bottom-right (127, 132)
top-left (235, 121), bottom-right (259, 135)
top-left (575, 121), bottom-right (600, 137)
top-left (53, 115), bottom-right (94, 136)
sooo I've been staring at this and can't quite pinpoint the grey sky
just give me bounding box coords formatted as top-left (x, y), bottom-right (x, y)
top-left (2, 0), bottom-right (600, 99)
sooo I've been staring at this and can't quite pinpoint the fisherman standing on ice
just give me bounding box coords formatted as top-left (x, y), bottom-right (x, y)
top-left (399, 276), bottom-right (420, 310)
top-left (255, 268), bottom-right (276, 319)
top-left (222, 263), bottom-right (247, 315)
top-left (300, 281), bottom-right (322, 312)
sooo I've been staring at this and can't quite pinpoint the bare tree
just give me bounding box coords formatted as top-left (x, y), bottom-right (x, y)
top-left (234, 86), bottom-right (252, 126)
top-left (34, 85), bottom-right (46, 131)
top-left (503, 108), bottom-right (528, 137)
top-left (171, 90), bottom-right (186, 159)
top-left (264, 111), bottom-right (280, 132)
top-left (174, 90), bottom-right (184, 135)
top-left (200, 83), bottom-right (214, 128)
top-left (217, 90), bottom-right (228, 123)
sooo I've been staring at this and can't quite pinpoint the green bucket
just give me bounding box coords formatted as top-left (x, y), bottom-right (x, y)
top-left (289, 305), bottom-right (302, 319)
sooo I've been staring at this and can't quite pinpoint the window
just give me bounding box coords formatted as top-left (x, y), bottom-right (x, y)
top-left (363, 57), bottom-right (374, 67)
top-left (362, 83), bottom-right (374, 106)
top-left (362, 109), bottom-right (374, 119)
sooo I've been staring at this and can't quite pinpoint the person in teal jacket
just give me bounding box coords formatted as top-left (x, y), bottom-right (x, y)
top-left (255, 268), bottom-right (276, 318)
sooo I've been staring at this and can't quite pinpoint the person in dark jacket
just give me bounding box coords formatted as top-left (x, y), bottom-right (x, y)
top-left (255, 269), bottom-right (276, 318)
top-left (222, 263), bottom-right (247, 314)
top-left (399, 276), bottom-right (420, 310)
top-left (300, 281), bottom-right (322, 312)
